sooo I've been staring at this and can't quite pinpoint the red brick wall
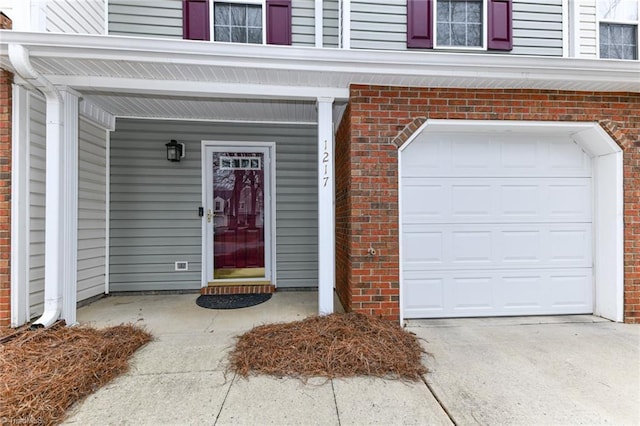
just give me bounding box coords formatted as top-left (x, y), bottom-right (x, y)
top-left (335, 104), bottom-right (352, 311)
top-left (336, 85), bottom-right (640, 322)
top-left (0, 12), bottom-right (12, 327)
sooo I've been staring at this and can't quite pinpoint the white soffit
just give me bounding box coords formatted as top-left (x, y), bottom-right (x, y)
top-left (81, 93), bottom-right (319, 123)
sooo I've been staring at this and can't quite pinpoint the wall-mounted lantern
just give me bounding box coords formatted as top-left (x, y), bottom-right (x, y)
top-left (166, 139), bottom-right (185, 162)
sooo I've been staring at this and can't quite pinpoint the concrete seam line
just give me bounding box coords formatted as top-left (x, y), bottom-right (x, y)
top-left (331, 379), bottom-right (341, 426)
top-left (214, 372), bottom-right (236, 424)
top-left (421, 376), bottom-right (458, 426)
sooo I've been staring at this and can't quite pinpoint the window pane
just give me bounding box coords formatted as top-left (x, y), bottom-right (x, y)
top-left (452, 1), bottom-right (466, 21)
top-left (600, 23), bottom-right (638, 59)
top-left (231, 26), bottom-right (247, 43)
top-left (437, 23), bottom-right (451, 46)
top-left (597, 0), bottom-right (638, 20)
top-left (230, 5), bottom-right (246, 26)
top-left (214, 26), bottom-right (230, 42)
top-left (248, 28), bottom-right (263, 44)
top-left (437, 1), bottom-right (450, 21)
top-left (467, 23), bottom-right (481, 46)
top-left (247, 5), bottom-right (261, 27)
top-left (452, 23), bottom-right (467, 45)
top-left (215, 3), bottom-right (229, 25)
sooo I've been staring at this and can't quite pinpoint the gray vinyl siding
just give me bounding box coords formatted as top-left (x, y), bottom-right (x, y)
top-left (350, 0), bottom-right (563, 56)
top-left (29, 94), bottom-right (46, 319)
top-left (323, 0), bottom-right (340, 47)
top-left (77, 118), bottom-right (108, 302)
top-left (109, 119), bottom-right (318, 291)
top-left (351, 0), bottom-right (407, 50)
top-left (47, 0), bottom-right (106, 34)
top-left (108, 0), bottom-right (318, 46)
top-left (292, 0), bottom-right (316, 46)
top-left (108, 0), bottom-right (183, 38)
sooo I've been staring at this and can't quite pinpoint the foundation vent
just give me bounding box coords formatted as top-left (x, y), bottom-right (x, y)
top-left (175, 261), bottom-right (189, 271)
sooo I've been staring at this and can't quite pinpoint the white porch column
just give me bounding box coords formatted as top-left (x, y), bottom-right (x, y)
top-left (317, 97), bottom-right (335, 315)
top-left (60, 88), bottom-right (79, 325)
top-left (10, 85), bottom-right (29, 327)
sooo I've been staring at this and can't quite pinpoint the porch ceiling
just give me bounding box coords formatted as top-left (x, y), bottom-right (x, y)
top-left (1, 31), bottom-right (639, 123)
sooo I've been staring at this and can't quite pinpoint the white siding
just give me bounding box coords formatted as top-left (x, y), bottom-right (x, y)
top-left (511, 0), bottom-right (563, 56)
top-left (579, 0), bottom-right (598, 58)
top-left (109, 119), bottom-right (318, 292)
top-left (323, 0), bottom-right (340, 47)
top-left (108, 0), bottom-right (183, 38)
top-left (77, 118), bottom-right (107, 302)
top-left (29, 94), bottom-right (46, 319)
top-left (292, 0), bottom-right (316, 46)
top-left (47, 0), bottom-right (105, 34)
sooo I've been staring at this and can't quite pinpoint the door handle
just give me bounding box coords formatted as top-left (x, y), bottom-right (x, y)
top-left (207, 209), bottom-right (214, 223)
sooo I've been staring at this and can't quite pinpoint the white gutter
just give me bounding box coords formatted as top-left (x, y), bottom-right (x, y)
top-left (8, 44), bottom-right (63, 328)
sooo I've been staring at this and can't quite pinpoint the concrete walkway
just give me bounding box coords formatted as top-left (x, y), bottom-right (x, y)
top-left (64, 292), bottom-right (640, 425)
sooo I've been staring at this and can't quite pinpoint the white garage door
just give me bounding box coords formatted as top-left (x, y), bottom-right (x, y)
top-left (401, 132), bottom-right (594, 318)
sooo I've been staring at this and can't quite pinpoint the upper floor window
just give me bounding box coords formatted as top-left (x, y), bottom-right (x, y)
top-left (436, 0), bottom-right (483, 48)
top-left (598, 0), bottom-right (639, 59)
top-left (214, 2), bottom-right (263, 44)
top-left (183, 0), bottom-right (291, 45)
top-left (407, 0), bottom-right (512, 51)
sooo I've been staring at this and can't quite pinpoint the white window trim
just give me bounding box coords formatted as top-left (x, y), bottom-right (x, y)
top-left (210, 0), bottom-right (267, 45)
top-left (433, 0), bottom-right (488, 51)
top-left (596, 1), bottom-right (640, 60)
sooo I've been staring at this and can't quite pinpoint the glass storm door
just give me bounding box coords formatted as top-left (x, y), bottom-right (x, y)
top-left (204, 145), bottom-right (272, 283)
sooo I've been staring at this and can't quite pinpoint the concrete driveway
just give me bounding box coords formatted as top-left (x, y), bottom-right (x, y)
top-left (64, 292), bottom-right (639, 425)
top-left (407, 316), bottom-right (640, 425)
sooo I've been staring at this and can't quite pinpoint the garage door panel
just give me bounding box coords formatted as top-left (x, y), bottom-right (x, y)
top-left (403, 178), bottom-right (591, 224)
top-left (402, 135), bottom-right (591, 178)
top-left (401, 133), bottom-right (594, 318)
top-left (404, 269), bottom-right (592, 318)
top-left (403, 223), bottom-right (592, 271)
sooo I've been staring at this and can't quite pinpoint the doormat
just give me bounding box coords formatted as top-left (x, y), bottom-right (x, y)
top-left (196, 293), bottom-right (272, 310)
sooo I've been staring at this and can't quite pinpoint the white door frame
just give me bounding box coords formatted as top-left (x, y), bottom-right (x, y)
top-left (200, 141), bottom-right (276, 287)
top-left (399, 120), bottom-right (624, 323)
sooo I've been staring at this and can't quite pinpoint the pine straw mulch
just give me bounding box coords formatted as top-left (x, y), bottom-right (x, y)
top-left (228, 312), bottom-right (428, 381)
top-left (0, 322), bottom-right (152, 426)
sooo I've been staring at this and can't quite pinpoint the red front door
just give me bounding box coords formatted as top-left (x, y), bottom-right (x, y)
top-left (212, 152), bottom-right (265, 279)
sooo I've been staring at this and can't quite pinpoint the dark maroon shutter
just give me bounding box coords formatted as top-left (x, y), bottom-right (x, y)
top-left (266, 0), bottom-right (292, 45)
top-left (407, 0), bottom-right (433, 49)
top-left (183, 0), bottom-right (210, 41)
top-left (487, 0), bottom-right (512, 50)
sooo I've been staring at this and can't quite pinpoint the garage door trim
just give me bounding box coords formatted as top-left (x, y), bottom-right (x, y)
top-left (398, 120), bottom-right (623, 322)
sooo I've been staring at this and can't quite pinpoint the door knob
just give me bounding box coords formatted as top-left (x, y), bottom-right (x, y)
top-left (207, 209), bottom-right (213, 223)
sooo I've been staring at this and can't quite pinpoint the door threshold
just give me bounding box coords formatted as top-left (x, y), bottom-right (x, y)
top-left (207, 280), bottom-right (272, 287)
top-left (202, 283), bottom-right (275, 295)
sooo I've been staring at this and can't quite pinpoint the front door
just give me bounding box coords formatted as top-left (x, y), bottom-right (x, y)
top-left (203, 143), bottom-right (273, 285)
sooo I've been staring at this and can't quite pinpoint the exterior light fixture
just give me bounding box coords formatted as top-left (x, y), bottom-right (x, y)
top-left (166, 139), bottom-right (185, 162)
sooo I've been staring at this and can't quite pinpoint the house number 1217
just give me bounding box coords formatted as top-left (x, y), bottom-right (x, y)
top-left (322, 140), bottom-right (329, 187)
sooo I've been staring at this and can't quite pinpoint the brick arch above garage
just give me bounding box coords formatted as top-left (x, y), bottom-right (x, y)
top-left (334, 86), bottom-right (640, 322)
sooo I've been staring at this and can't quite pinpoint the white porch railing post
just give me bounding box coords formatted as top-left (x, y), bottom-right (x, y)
top-left (317, 97), bottom-right (335, 315)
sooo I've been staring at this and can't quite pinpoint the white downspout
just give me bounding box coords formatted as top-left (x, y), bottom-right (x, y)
top-left (8, 44), bottom-right (64, 328)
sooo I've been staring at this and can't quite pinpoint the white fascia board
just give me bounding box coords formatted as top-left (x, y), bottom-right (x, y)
top-left (1, 31), bottom-right (639, 92)
top-left (46, 75), bottom-right (350, 101)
